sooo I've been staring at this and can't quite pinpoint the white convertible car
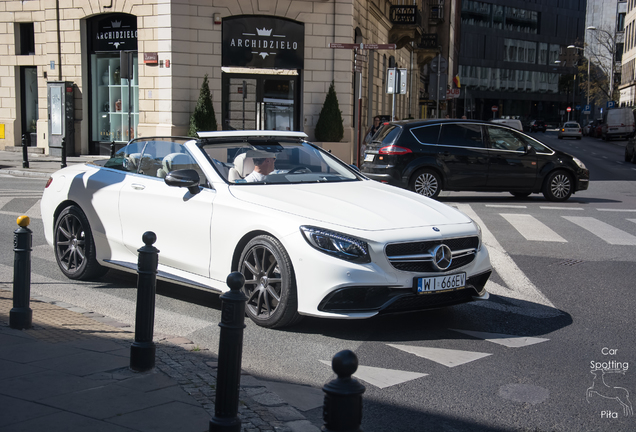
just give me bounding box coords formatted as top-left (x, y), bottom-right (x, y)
top-left (41, 131), bottom-right (492, 328)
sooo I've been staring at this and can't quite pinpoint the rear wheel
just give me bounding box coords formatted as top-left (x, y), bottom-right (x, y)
top-left (542, 171), bottom-right (573, 202)
top-left (54, 206), bottom-right (107, 280)
top-left (239, 235), bottom-right (301, 328)
top-left (410, 169), bottom-right (441, 198)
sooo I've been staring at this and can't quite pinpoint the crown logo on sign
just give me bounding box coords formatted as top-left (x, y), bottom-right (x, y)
top-left (256, 27), bottom-right (272, 36)
top-left (112, 20), bottom-right (122, 28)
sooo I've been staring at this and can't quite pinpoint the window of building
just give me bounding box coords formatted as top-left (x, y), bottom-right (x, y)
top-left (15, 22), bottom-right (35, 55)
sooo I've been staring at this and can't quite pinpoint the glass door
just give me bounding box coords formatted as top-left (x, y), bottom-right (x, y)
top-left (223, 74), bottom-right (299, 131)
top-left (20, 67), bottom-right (38, 146)
top-left (260, 78), bottom-right (295, 131)
top-left (91, 52), bottom-right (139, 150)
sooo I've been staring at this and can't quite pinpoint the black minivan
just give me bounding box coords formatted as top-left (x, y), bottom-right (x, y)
top-left (360, 119), bottom-right (589, 201)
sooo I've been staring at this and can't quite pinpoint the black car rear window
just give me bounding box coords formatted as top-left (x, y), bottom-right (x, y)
top-left (375, 125), bottom-right (401, 144)
top-left (410, 125), bottom-right (440, 144)
top-left (438, 123), bottom-right (485, 148)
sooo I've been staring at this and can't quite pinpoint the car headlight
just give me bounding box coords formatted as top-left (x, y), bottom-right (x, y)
top-left (573, 157), bottom-right (586, 170)
top-left (472, 219), bottom-right (483, 251)
top-left (300, 226), bottom-right (371, 264)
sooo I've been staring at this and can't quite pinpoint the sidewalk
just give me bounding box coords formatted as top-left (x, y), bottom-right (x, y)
top-left (0, 149), bottom-right (323, 431)
top-left (0, 148), bottom-right (103, 178)
top-left (0, 287), bottom-right (321, 432)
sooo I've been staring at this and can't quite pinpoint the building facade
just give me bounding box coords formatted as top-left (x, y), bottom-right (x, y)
top-left (620, 0), bottom-right (636, 106)
top-left (1, 0), bottom-right (459, 163)
top-left (457, 0), bottom-right (587, 125)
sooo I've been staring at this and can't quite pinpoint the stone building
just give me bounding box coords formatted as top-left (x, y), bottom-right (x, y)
top-left (0, 0), bottom-right (456, 162)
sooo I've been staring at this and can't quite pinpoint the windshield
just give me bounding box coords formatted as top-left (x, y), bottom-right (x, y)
top-left (199, 140), bottom-right (360, 185)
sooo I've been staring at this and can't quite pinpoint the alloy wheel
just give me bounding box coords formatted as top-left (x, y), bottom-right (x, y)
top-left (414, 172), bottom-right (439, 197)
top-left (55, 213), bottom-right (87, 273)
top-left (241, 244), bottom-right (283, 320)
top-left (549, 173), bottom-right (571, 200)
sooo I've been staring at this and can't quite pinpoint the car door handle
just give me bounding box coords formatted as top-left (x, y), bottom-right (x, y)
top-left (131, 184), bottom-right (146, 190)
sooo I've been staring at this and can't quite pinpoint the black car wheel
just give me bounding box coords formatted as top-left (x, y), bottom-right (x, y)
top-left (54, 206), bottom-right (107, 280)
top-left (542, 171), bottom-right (573, 202)
top-left (239, 235), bottom-right (301, 328)
top-left (410, 169), bottom-right (441, 198)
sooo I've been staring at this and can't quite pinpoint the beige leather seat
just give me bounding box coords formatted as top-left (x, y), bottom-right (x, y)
top-left (157, 153), bottom-right (196, 178)
top-left (228, 153), bottom-right (254, 182)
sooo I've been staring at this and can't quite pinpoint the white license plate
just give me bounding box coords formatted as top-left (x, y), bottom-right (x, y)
top-left (417, 273), bottom-right (466, 293)
top-left (364, 154), bottom-right (375, 162)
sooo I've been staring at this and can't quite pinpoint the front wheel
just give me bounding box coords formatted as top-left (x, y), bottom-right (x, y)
top-left (542, 171), bottom-right (573, 202)
top-left (239, 235), bottom-right (301, 328)
top-left (410, 169), bottom-right (442, 198)
top-left (54, 206), bottom-right (107, 280)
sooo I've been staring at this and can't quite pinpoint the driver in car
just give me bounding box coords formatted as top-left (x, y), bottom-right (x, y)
top-left (244, 157), bottom-right (276, 182)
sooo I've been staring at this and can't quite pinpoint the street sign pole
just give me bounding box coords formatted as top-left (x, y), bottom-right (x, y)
top-left (436, 49), bottom-right (441, 118)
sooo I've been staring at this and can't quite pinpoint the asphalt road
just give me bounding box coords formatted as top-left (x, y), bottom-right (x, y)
top-left (1, 135), bottom-right (634, 431)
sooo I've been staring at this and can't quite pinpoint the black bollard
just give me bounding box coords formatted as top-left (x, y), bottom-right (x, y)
top-left (10, 216), bottom-right (33, 330)
top-left (130, 231), bottom-right (159, 372)
top-left (209, 272), bottom-right (248, 432)
top-left (110, 140), bottom-right (116, 158)
top-left (61, 137), bottom-right (67, 168)
top-left (21, 134), bottom-right (29, 169)
top-left (322, 350), bottom-right (366, 432)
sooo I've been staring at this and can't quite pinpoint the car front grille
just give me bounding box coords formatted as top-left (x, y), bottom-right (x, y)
top-left (385, 236), bottom-right (480, 272)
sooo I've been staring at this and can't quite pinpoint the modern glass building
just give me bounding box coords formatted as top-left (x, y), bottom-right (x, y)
top-left (457, 0), bottom-right (587, 125)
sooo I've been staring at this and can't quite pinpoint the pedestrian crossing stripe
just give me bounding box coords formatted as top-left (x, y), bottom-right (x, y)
top-left (500, 213), bottom-right (567, 242)
top-left (448, 329), bottom-right (550, 348)
top-left (319, 360), bottom-right (427, 389)
top-left (455, 204), bottom-right (560, 318)
top-left (387, 344), bottom-right (492, 368)
top-left (563, 216), bottom-right (636, 245)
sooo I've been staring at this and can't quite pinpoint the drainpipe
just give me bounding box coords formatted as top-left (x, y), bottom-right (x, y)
top-left (56, 0), bottom-right (62, 80)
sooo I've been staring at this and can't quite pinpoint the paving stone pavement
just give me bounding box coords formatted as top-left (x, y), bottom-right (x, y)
top-left (0, 287), bottom-right (321, 432)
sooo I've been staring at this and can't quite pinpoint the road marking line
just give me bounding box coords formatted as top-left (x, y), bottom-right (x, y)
top-left (563, 216), bottom-right (636, 245)
top-left (485, 204), bottom-right (527, 209)
top-left (387, 344), bottom-right (491, 368)
top-left (454, 203), bottom-right (560, 318)
top-left (539, 206), bottom-right (583, 210)
top-left (319, 360), bottom-right (427, 389)
top-left (501, 213), bottom-right (567, 242)
top-left (596, 208), bottom-right (636, 212)
top-left (449, 329), bottom-right (550, 348)
top-left (25, 200), bottom-right (41, 219)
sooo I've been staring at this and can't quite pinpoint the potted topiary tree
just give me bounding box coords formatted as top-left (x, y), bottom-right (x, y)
top-left (315, 81), bottom-right (344, 142)
top-left (189, 74), bottom-right (217, 137)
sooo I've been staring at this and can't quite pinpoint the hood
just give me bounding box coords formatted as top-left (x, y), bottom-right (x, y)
top-left (229, 180), bottom-right (472, 231)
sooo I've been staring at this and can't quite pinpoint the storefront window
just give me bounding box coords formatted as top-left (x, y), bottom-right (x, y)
top-left (91, 53), bottom-right (138, 143)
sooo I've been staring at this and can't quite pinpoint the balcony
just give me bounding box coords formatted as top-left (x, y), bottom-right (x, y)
top-left (429, 0), bottom-right (445, 23)
top-left (388, 5), bottom-right (423, 48)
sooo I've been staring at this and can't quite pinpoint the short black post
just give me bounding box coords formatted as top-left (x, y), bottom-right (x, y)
top-left (130, 231), bottom-right (159, 372)
top-left (10, 216), bottom-right (33, 330)
top-left (110, 140), bottom-right (116, 158)
top-left (322, 350), bottom-right (366, 432)
top-left (21, 134), bottom-right (29, 169)
top-left (61, 137), bottom-right (67, 168)
top-left (209, 272), bottom-right (248, 432)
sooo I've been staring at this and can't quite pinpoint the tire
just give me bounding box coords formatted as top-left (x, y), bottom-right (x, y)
top-left (410, 168), bottom-right (442, 198)
top-left (576, 136), bottom-right (581, 140)
top-left (510, 192), bottom-right (531, 199)
top-left (239, 235), bottom-right (301, 328)
top-left (542, 171), bottom-right (573, 202)
top-left (54, 206), bottom-right (108, 280)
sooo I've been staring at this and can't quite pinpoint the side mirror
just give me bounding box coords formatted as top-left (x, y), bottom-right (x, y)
top-left (165, 169), bottom-right (201, 195)
top-left (525, 145), bottom-right (537, 155)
